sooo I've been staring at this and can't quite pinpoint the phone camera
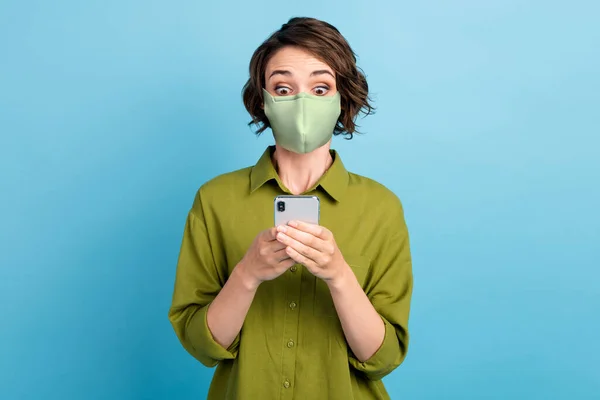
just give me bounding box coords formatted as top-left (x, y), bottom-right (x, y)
top-left (277, 201), bottom-right (285, 212)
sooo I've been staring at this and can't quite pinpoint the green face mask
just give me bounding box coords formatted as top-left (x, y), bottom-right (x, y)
top-left (263, 89), bottom-right (342, 154)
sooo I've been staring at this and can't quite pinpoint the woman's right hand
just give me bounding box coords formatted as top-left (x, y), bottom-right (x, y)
top-left (236, 227), bottom-right (296, 289)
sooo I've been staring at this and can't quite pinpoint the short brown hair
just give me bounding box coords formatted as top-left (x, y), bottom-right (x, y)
top-left (242, 17), bottom-right (374, 139)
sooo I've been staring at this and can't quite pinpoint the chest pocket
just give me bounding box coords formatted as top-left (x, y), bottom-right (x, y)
top-left (312, 254), bottom-right (372, 317)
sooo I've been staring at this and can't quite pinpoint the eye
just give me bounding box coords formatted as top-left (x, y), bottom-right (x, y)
top-left (313, 86), bottom-right (330, 96)
top-left (275, 86), bottom-right (292, 96)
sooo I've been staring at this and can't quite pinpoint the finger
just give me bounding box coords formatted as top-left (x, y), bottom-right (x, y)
top-left (286, 220), bottom-right (331, 240)
top-left (273, 247), bottom-right (292, 262)
top-left (276, 232), bottom-right (321, 262)
top-left (285, 246), bottom-right (317, 271)
top-left (280, 234), bottom-right (324, 266)
top-left (277, 257), bottom-right (296, 269)
top-left (262, 227), bottom-right (279, 241)
top-left (276, 226), bottom-right (328, 252)
top-left (268, 239), bottom-right (287, 252)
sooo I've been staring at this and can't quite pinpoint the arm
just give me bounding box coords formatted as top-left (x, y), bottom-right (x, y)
top-left (168, 190), bottom-right (254, 367)
top-left (206, 266), bottom-right (257, 348)
top-left (327, 266), bottom-right (386, 363)
top-left (276, 205), bottom-right (413, 380)
top-left (333, 218), bottom-right (413, 381)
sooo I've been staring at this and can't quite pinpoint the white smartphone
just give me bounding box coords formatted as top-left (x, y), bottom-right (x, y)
top-left (274, 195), bottom-right (320, 226)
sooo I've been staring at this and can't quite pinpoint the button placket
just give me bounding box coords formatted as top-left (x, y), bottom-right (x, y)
top-left (280, 262), bottom-right (302, 399)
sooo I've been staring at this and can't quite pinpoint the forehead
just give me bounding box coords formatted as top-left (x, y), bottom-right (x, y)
top-left (266, 46), bottom-right (334, 74)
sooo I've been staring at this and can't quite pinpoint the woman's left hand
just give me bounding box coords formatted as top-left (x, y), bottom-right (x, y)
top-left (276, 220), bottom-right (348, 282)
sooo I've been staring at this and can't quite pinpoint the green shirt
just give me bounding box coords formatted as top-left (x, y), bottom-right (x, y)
top-left (169, 146), bottom-right (413, 400)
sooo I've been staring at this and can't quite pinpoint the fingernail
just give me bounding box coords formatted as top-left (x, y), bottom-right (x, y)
top-left (278, 225), bottom-right (286, 233)
top-left (288, 220), bottom-right (297, 227)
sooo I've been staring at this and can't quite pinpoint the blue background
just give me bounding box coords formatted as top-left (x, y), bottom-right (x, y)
top-left (1, 0), bottom-right (598, 399)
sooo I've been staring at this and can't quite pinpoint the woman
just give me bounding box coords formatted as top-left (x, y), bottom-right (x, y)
top-left (169, 17), bottom-right (413, 400)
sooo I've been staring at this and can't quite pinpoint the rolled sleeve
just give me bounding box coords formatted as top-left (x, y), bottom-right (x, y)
top-left (168, 189), bottom-right (238, 367)
top-left (181, 303), bottom-right (240, 367)
top-left (348, 316), bottom-right (408, 381)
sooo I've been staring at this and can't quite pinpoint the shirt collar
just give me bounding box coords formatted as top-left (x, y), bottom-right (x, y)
top-left (250, 146), bottom-right (349, 202)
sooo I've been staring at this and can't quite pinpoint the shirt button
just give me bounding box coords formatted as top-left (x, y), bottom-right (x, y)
top-left (289, 301), bottom-right (297, 310)
top-left (290, 265), bottom-right (298, 272)
top-left (287, 340), bottom-right (295, 348)
top-left (283, 380), bottom-right (291, 388)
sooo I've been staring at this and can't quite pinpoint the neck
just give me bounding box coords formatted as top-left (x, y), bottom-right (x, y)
top-left (273, 142), bottom-right (333, 195)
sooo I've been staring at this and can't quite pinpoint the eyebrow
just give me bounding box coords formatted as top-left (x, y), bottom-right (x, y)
top-left (268, 69), bottom-right (335, 79)
top-left (268, 69), bottom-right (292, 79)
top-left (310, 69), bottom-right (335, 78)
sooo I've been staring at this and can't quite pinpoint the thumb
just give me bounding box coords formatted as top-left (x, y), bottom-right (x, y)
top-left (264, 227), bottom-right (278, 241)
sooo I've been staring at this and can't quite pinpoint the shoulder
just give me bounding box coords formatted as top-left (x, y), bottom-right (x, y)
top-left (190, 166), bottom-right (253, 213)
top-left (345, 172), bottom-right (410, 247)
top-left (201, 166), bottom-right (252, 195)
top-left (347, 171), bottom-right (405, 213)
